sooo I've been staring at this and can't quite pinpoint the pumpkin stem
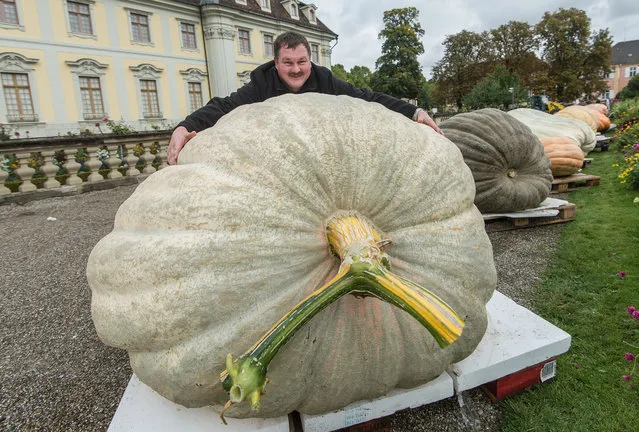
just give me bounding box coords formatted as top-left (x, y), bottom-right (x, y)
top-left (219, 212), bottom-right (465, 416)
top-left (507, 168), bottom-right (517, 178)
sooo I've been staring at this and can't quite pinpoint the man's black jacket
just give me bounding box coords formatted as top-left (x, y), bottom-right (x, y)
top-left (177, 61), bottom-right (419, 132)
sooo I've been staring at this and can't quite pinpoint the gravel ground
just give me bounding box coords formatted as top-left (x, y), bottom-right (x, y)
top-left (0, 186), bottom-right (564, 432)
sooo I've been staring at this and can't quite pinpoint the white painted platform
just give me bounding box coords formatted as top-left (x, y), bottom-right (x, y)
top-left (107, 375), bottom-right (290, 432)
top-left (108, 291), bottom-right (571, 431)
top-left (448, 291), bottom-right (571, 392)
top-left (483, 197), bottom-right (570, 220)
top-left (299, 372), bottom-right (453, 432)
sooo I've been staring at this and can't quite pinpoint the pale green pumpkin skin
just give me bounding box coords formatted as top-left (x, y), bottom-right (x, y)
top-left (509, 108), bottom-right (597, 155)
top-left (441, 108), bottom-right (553, 213)
top-left (87, 94), bottom-right (497, 418)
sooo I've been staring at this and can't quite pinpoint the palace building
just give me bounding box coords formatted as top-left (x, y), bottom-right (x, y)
top-left (0, 0), bottom-right (336, 138)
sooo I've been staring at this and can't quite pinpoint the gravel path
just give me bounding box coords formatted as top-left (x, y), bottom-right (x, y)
top-left (0, 186), bottom-right (564, 432)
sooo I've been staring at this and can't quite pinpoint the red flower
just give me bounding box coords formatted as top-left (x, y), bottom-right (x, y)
top-left (625, 353), bottom-right (636, 362)
top-left (628, 305), bottom-right (637, 315)
top-left (622, 375), bottom-right (633, 381)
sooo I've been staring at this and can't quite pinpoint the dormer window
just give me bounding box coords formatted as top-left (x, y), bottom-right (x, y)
top-left (300, 3), bottom-right (317, 24)
top-left (234, 0), bottom-right (247, 5)
top-left (259, 0), bottom-right (270, 11)
top-left (281, 0), bottom-right (299, 20)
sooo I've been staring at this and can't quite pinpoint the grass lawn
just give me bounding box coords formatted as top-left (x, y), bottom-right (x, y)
top-left (501, 150), bottom-right (639, 431)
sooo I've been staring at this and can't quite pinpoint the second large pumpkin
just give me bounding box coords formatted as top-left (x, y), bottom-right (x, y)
top-left (441, 108), bottom-right (552, 213)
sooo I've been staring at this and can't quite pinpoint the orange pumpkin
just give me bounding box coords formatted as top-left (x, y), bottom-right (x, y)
top-left (540, 137), bottom-right (585, 177)
top-left (555, 106), bottom-right (599, 132)
top-left (593, 110), bottom-right (611, 132)
top-left (585, 103), bottom-right (609, 117)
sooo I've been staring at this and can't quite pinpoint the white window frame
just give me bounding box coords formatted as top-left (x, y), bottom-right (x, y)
top-left (130, 64), bottom-right (164, 119)
top-left (310, 43), bottom-right (319, 63)
top-left (237, 71), bottom-right (251, 88)
top-left (234, 0), bottom-right (247, 4)
top-left (126, 7), bottom-right (153, 47)
top-left (237, 28), bottom-right (252, 56)
top-left (0, 0), bottom-right (25, 30)
top-left (64, 0), bottom-right (96, 39)
top-left (65, 58), bottom-right (109, 121)
top-left (300, 4), bottom-right (317, 24)
top-left (178, 19), bottom-right (199, 51)
top-left (290, 3), bottom-right (298, 19)
top-left (180, 68), bottom-right (207, 113)
top-left (629, 66), bottom-right (637, 78)
top-left (0, 52), bottom-right (41, 124)
top-left (259, 0), bottom-right (271, 12)
top-left (262, 32), bottom-right (274, 58)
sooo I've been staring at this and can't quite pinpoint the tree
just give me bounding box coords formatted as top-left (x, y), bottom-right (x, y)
top-left (431, 30), bottom-right (493, 109)
top-left (331, 64), bottom-right (349, 81)
top-left (617, 74), bottom-right (639, 100)
top-left (369, 7), bottom-right (425, 99)
top-left (348, 65), bottom-right (372, 89)
top-left (536, 8), bottom-right (611, 101)
top-left (581, 28), bottom-right (613, 101)
top-left (489, 21), bottom-right (550, 91)
top-left (462, 66), bottom-right (528, 110)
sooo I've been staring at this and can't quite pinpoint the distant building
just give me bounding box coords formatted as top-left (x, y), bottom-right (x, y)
top-left (0, 0), bottom-right (336, 138)
top-left (604, 39), bottom-right (639, 100)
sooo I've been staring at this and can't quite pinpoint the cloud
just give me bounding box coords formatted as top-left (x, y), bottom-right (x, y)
top-left (315, 0), bottom-right (639, 79)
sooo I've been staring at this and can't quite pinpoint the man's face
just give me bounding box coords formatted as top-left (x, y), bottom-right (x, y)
top-left (274, 44), bottom-right (311, 93)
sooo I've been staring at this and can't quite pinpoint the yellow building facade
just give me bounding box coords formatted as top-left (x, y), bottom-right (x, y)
top-left (0, 0), bottom-right (336, 138)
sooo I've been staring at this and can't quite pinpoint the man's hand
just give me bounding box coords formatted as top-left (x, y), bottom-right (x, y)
top-left (168, 126), bottom-right (197, 165)
top-left (414, 109), bottom-right (444, 136)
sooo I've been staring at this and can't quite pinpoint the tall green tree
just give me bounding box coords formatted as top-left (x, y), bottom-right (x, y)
top-left (369, 7), bottom-right (425, 99)
top-left (536, 8), bottom-right (611, 101)
top-left (331, 64), bottom-right (349, 81)
top-left (431, 30), bottom-right (493, 109)
top-left (462, 66), bottom-right (528, 110)
top-left (348, 65), bottom-right (372, 89)
top-left (617, 74), bottom-right (639, 100)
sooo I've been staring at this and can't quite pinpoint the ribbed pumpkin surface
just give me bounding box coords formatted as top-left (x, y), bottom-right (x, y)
top-left (555, 106), bottom-right (600, 132)
top-left (508, 108), bottom-right (597, 154)
top-left (87, 94), bottom-right (497, 418)
top-left (540, 137), bottom-right (584, 177)
top-left (440, 108), bottom-right (552, 213)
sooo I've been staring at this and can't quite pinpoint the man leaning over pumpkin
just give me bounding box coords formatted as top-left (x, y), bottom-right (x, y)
top-left (168, 31), bottom-right (443, 165)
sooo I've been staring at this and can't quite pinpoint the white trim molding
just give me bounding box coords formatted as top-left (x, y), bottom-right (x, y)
top-left (280, 0), bottom-right (299, 20)
top-left (129, 63), bottom-right (164, 119)
top-left (258, 0), bottom-right (271, 12)
top-left (0, 52), bottom-right (41, 123)
top-left (0, 0), bottom-right (25, 31)
top-left (125, 6), bottom-right (154, 47)
top-left (237, 70), bottom-right (250, 87)
top-left (180, 67), bottom-right (207, 112)
top-left (65, 58), bottom-right (109, 121)
top-left (63, 0), bottom-right (97, 40)
top-left (177, 18), bottom-right (200, 52)
top-left (299, 3), bottom-right (317, 24)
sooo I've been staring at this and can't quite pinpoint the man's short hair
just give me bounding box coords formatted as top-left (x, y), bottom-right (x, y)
top-left (274, 32), bottom-right (311, 60)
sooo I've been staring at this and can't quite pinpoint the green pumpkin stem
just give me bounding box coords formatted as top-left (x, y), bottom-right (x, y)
top-left (219, 213), bottom-right (465, 423)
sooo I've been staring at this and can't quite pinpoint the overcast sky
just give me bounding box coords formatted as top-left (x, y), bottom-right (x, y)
top-left (314, 0), bottom-right (639, 78)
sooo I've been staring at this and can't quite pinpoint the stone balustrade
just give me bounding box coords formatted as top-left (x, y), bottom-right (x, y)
top-left (0, 132), bottom-right (171, 204)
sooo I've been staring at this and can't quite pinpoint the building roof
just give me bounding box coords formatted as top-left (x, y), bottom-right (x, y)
top-left (611, 39), bottom-right (639, 65)
top-left (200, 0), bottom-right (337, 36)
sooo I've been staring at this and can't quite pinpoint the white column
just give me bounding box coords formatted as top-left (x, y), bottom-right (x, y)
top-left (202, 22), bottom-right (238, 98)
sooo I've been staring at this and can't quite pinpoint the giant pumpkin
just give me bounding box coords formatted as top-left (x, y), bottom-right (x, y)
top-left (87, 94), bottom-right (496, 419)
top-left (440, 108), bottom-right (552, 214)
top-left (508, 108), bottom-right (597, 154)
top-left (555, 106), bottom-right (600, 132)
top-left (540, 137), bottom-right (585, 177)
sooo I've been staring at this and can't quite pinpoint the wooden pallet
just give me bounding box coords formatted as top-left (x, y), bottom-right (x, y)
top-left (551, 173), bottom-right (600, 193)
top-left (483, 203), bottom-right (576, 232)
